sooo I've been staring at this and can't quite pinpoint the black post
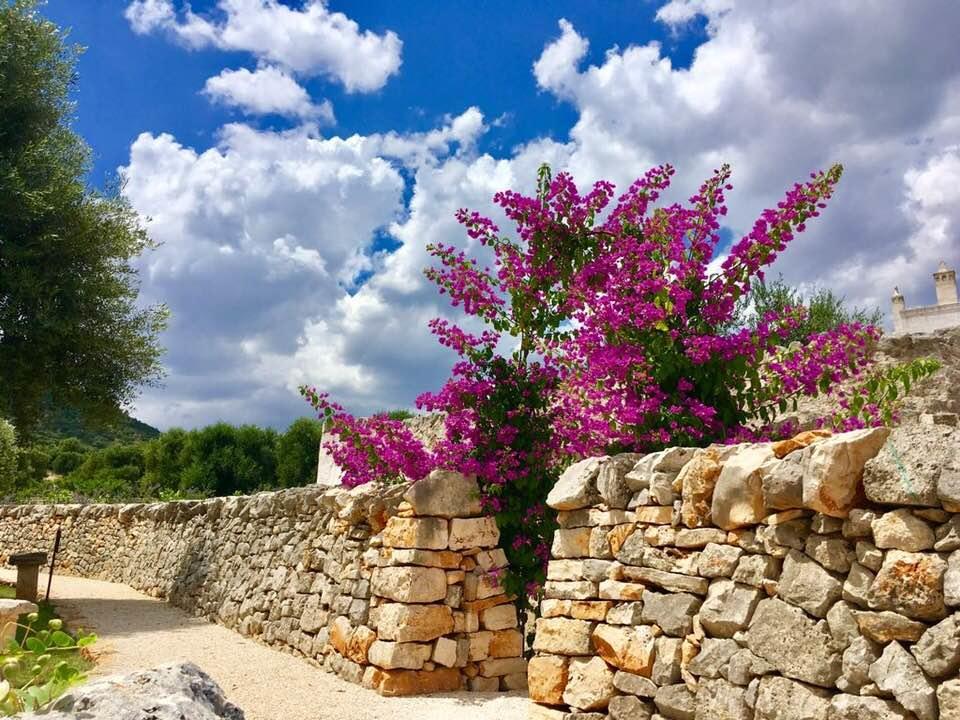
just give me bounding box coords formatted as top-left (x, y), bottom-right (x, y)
top-left (45, 527), bottom-right (61, 602)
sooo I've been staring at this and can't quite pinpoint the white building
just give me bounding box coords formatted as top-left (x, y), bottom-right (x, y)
top-left (892, 261), bottom-right (960, 334)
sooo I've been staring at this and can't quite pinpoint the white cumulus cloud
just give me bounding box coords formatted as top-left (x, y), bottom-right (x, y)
top-left (203, 66), bottom-right (334, 121)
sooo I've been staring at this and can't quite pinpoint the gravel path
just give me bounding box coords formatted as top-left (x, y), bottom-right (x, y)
top-left (0, 570), bottom-right (527, 720)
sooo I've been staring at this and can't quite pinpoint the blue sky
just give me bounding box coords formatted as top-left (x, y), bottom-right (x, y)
top-left (38, 1), bottom-right (960, 431)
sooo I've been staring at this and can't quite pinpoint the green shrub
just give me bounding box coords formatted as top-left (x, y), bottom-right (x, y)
top-left (276, 418), bottom-right (323, 488)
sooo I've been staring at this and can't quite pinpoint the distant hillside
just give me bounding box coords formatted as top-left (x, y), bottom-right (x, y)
top-left (33, 404), bottom-right (161, 447)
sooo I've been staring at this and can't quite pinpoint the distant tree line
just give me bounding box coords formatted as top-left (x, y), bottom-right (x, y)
top-left (0, 418), bottom-right (325, 503)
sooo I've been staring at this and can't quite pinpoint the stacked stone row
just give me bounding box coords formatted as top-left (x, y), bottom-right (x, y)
top-left (325, 471), bottom-right (527, 695)
top-left (530, 425), bottom-right (960, 720)
top-left (0, 471), bottom-right (525, 697)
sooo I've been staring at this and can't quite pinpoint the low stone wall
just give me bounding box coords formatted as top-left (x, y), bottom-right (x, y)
top-left (530, 426), bottom-right (960, 720)
top-left (0, 471), bottom-right (525, 696)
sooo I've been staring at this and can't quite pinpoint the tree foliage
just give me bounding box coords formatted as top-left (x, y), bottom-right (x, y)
top-left (0, 0), bottom-right (167, 434)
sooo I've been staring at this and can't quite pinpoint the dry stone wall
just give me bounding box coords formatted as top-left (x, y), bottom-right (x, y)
top-left (530, 424), bottom-right (960, 720)
top-left (0, 471), bottom-right (525, 696)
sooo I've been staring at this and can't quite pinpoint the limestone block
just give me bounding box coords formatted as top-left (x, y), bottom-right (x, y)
top-left (547, 457), bottom-right (606, 511)
top-left (552, 527), bottom-right (592, 559)
top-left (841, 561), bottom-right (874, 608)
top-left (854, 610), bottom-right (926, 643)
top-left (776, 549), bottom-right (843, 618)
top-left (652, 637), bottom-right (683, 685)
top-left (802, 427), bottom-right (889, 517)
top-left (868, 641), bottom-right (938, 720)
top-left (367, 666), bottom-right (461, 696)
top-left (367, 640), bottom-right (433, 670)
top-left (605, 601), bottom-right (643, 625)
top-left (449, 517), bottom-right (499, 550)
top-left (723, 648), bottom-right (775, 686)
top-left (678, 449), bottom-right (722, 528)
top-left (938, 680), bottom-right (960, 720)
top-left (759, 453), bottom-right (805, 511)
top-left (641, 589), bottom-right (701, 637)
top-left (828, 695), bottom-right (912, 720)
top-left (841, 636), bottom-right (881, 690)
top-left (911, 614), bottom-right (960, 677)
top-left (863, 424), bottom-right (953, 507)
top-left (699, 580), bottom-right (761, 638)
top-left (855, 541), bottom-right (884, 572)
top-left (609, 694), bottom-right (654, 720)
top-left (804, 534), bottom-right (853, 573)
top-left (544, 581), bottom-right (597, 600)
top-left (481, 603), bottom-right (517, 631)
top-left (948, 549), bottom-right (960, 606)
top-left (653, 684), bottom-right (696, 720)
top-left (697, 543), bottom-right (743, 578)
top-left (731, 554), bottom-right (781, 588)
top-left (744, 598), bottom-right (842, 688)
top-left (675, 528), bottom-right (728, 548)
top-left (533, 617), bottom-right (595, 656)
top-left (372, 566), bottom-right (448, 603)
top-left (382, 516), bottom-right (449, 550)
top-left (598, 454), bottom-right (643, 509)
top-left (711, 446), bottom-right (773, 530)
top-left (599, 579), bottom-right (646, 601)
top-left (613, 669), bottom-right (657, 697)
top-left (562, 656), bottom-right (616, 712)
top-left (547, 559), bottom-right (584, 581)
top-left (383, 548), bottom-right (463, 568)
top-left (825, 601), bottom-right (860, 649)
top-left (694, 678), bottom-right (751, 720)
top-left (432, 636), bottom-right (458, 668)
top-left (528, 654), bottom-right (568, 705)
top-left (619, 566), bottom-right (708, 595)
top-left (467, 631), bottom-right (492, 661)
top-left (591, 623), bottom-right (657, 675)
top-left (867, 550), bottom-right (947, 621)
top-left (403, 470), bottom-right (483, 518)
top-left (376, 603), bottom-right (454, 642)
top-left (478, 657), bottom-right (526, 677)
top-left (752, 676), bottom-right (830, 720)
top-left (871, 509), bottom-right (935, 551)
top-left (687, 638), bottom-right (739, 679)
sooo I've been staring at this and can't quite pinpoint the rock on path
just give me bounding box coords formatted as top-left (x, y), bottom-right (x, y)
top-left (0, 570), bottom-right (526, 720)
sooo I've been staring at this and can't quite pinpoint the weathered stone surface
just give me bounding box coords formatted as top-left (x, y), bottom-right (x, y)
top-left (403, 470), bottom-right (482, 518)
top-left (867, 549), bottom-right (947, 621)
top-left (760, 452), bottom-right (805, 511)
top-left (32, 663), bottom-right (245, 720)
top-left (842, 562), bottom-right (875, 607)
top-left (868, 641), bottom-right (938, 720)
top-left (367, 640), bottom-right (433, 670)
top-left (533, 617), bottom-right (595, 655)
top-left (732, 554), bottom-right (781, 587)
top-left (863, 423), bottom-right (953, 507)
top-left (480, 603), bottom-right (517, 631)
top-left (744, 598), bottom-right (842, 688)
top-left (635, 506), bottom-right (675, 525)
top-left (938, 680), bottom-right (960, 720)
top-left (449, 517), bottom-right (499, 550)
top-left (384, 548), bottom-right (463, 568)
top-left (802, 428), bottom-right (889, 517)
top-left (678, 449), bottom-right (723, 528)
top-left (367, 666), bottom-right (461, 696)
top-left (676, 528), bottom-right (728, 548)
top-left (871, 509), bottom-right (935, 551)
top-left (699, 580), bottom-right (761, 638)
top-left (552, 527), bottom-right (592, 559)
top-left (827, 694), bottom-right (912, 720)
top-left (687, 638), bottom-right (739, 678)
top-left (598, 454), bottom-right (643, 509)
top-left (620, 566), bottom-right (709, 595)
top-left (654, 683), bottom-right (696, 720)
top-left (599, 579), bottom-right (647, 601)
top-left (697, 543), bottom-right (743, 578)
top-left (372, 566), bottom-right (448, 603)
top-left (723, 648), bottom-right (774, 686)
top-left (804, 534), bottom-right (853, 573)
top-left (946, 549), bottom-right (960, 606)
top-left (544, 581), bottom-right (598, 601)
top-left (912, 614), bottom-right (960, 677)
top-left (592, 623), bottom-right (657, 675)
top-left (711, 446), bottom-right (773, 530)
top-left (693, 678), bottom-right (751, 720)
top-left (650, 637), bottom-right (682, 685)
top-left (856, 541), bottom-right (884, 572)
top-left (382, 516), bottom-right (449, 550)
top-left (641, 590), bottom-right (702, 637)
top-left (643, 547), bottom-right (699, 575)
top-left (548, 457), bottom-right (606, 511)
top-left (606, 602), bottom-right (643, 625)
top-left (854, 610), bottom-right (927, 643)
top-left (753, 675), bottom-right (830, 720)
top-left (609, 694), bottom-right (654, 720)
top-left (842, 508), bottom-right (877, 538)
top-left (841, 636), bottom-right (881, 690)
top-left (376, 603), bottom-right (454, 642)
top-left (528, 655), bottom-right (568, 705)
top-left (825, 600), bottom-right (860, 649)
top-left (562, 656), bottom-right (616, 712)
top-left (614, 670), bottom-right (658, 697)
top-left (777, 549), bottom-right (843, 618)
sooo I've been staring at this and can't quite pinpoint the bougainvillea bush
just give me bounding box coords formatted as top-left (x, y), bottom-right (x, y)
top-left (303, 161), bottom-right (936, 612)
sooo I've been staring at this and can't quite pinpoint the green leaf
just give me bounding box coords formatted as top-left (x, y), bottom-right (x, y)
top-left (49, 631), bottom-right (73, 648)
top-left (76, 635), bottom-right (96, 648)
top-left (25, 637), bottom-right (46, 654)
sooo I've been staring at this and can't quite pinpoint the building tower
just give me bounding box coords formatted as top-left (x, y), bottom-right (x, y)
top-left (891, 286), bottom-right (906, 334)
top-left (934, 261), bottom-right (958, 306)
